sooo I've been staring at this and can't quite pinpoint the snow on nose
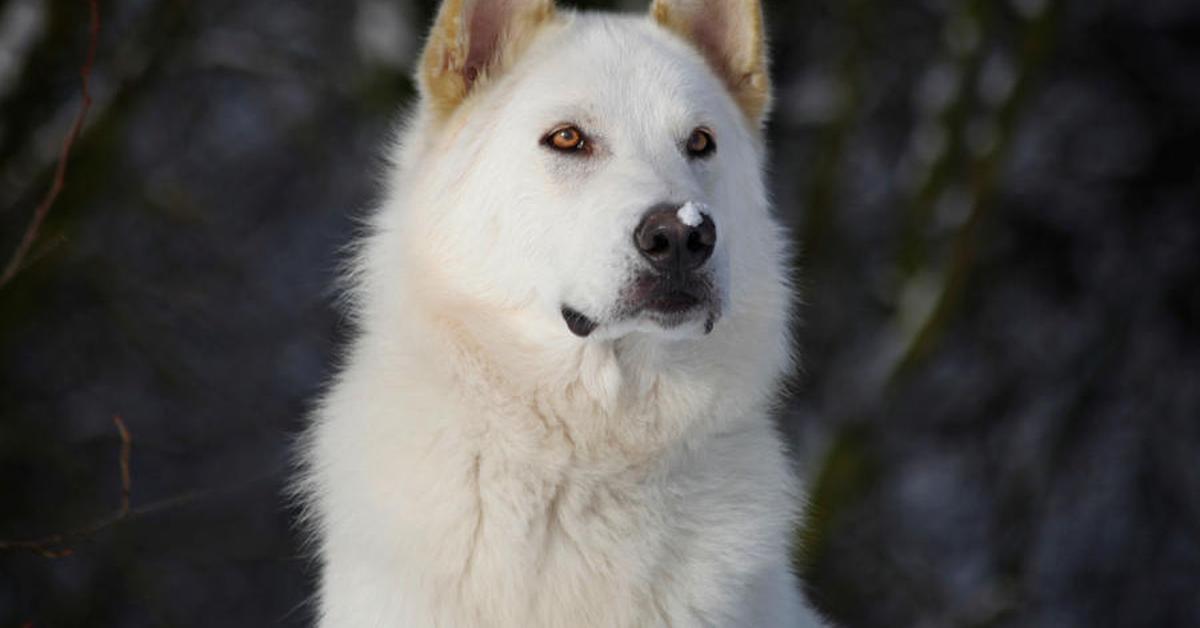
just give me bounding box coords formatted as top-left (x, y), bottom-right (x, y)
top-left (676, 201), bottom-right (708, 228)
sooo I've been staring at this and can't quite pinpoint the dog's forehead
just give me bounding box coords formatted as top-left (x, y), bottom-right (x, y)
top-left (513, 14), bottom-right (730, 127)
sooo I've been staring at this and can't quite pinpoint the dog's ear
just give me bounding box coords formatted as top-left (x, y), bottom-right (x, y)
top-left (419, 0), bottom-right (557, 118)
top-left (650, 0), bottom-right (770, 125)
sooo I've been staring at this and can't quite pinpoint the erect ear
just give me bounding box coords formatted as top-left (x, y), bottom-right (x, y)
top-left (651, 0), bottom-right (771, 125)
top-left (419, 0), bottom-right (557, 119)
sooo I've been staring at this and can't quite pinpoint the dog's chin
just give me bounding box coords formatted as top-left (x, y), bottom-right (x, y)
top-left (561, 294), bottom-right (720, 341)
top-left (636, 292), bottom-right (718, 333)
top-left (561, 270), bottom-right (724, 340)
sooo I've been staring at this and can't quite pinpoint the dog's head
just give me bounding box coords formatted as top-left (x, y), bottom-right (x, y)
top-left (394, 0), bottom-right (780, 345)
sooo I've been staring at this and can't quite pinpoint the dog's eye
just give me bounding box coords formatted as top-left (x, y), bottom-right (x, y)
top-left (544, 125), bottom-right (588, 154)
top-left (686, 128), bottom-right (716, 158)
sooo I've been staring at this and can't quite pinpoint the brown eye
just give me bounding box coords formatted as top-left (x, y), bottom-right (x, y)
top-left (686, 127), bottom-right (716, 158)
top-left (544, 125), bottom-right (587, 153)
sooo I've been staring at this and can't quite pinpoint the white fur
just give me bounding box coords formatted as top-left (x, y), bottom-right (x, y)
top-left (296, 8), bottom-right (827, 628)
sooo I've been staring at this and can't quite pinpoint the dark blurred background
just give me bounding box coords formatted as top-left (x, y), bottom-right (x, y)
top-left (1, 0), bottom-right (1197, 626)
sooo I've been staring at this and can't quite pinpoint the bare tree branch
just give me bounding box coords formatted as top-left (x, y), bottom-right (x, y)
top-left (0, 415), bottom-right (131, 559)
top-left (0, 0), bottom-right (100, 289)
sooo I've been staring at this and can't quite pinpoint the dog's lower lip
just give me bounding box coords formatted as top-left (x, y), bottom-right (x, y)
top-left (643, 291), bottom-right (702, 314)
top-left (561, 306), bottom-right (598, 338)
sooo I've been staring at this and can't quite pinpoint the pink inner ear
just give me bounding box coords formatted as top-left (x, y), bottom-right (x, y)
top-left (689, 4), bottom-right (735, 78)
top-left (465, 0), bottom-right (515, 86)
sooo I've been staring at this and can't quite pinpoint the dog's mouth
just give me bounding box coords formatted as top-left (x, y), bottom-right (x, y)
top-left (634, 288), bottom-right (714, 332)
top-left (642, 290), bottom-right (703, 314)
top-left (561, 273), bottom-right (720, 338)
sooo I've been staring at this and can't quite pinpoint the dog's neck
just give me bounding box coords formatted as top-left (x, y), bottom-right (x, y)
top-left (432, 299), bottom-right (709, 461)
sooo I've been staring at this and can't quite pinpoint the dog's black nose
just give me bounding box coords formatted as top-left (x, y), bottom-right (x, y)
top-left (634, 204), bottom-right (716, 273)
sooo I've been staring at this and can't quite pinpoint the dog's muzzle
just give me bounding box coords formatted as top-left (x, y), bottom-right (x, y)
top-left (561, 203), bottom-right (721, 338)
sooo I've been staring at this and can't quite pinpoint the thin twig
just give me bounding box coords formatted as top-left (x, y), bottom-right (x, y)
top-left (114, 414), bottom-right (132, 518)
top-left (0, 433), bottom-right (285, 560)
top-left (0, 415), bottom-right (131, 559)
top-left (0, 0), bottom-right (100, 289)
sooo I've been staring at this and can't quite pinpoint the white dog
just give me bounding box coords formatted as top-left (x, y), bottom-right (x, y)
top-left (297, 0), bottom-right (826, 626)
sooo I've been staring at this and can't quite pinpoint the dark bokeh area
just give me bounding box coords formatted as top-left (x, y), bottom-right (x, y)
top-left (1, 0), bottom-right (1197, 626)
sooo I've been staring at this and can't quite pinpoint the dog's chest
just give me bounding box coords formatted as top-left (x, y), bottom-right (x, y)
top-left (434, 440), bottom-right (772, 628)
top-left (449, 453), bottom-right (666, 618)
